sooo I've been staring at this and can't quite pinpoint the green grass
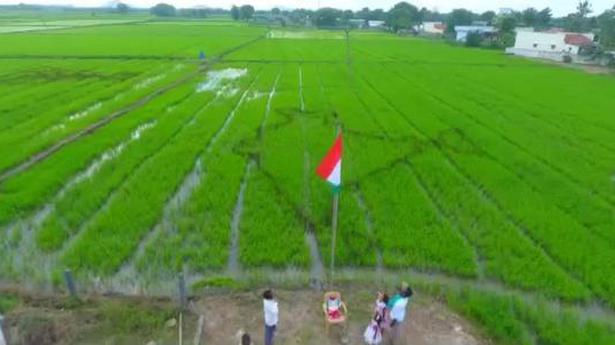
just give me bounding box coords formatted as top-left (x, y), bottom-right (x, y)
top-left (1, 17), bottom-right (615, 344)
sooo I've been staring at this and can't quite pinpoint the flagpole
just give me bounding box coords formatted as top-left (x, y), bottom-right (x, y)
top-left (330, 125), bottom-right (341, 288)
top-left (330, 190), bottom-right (339, 288)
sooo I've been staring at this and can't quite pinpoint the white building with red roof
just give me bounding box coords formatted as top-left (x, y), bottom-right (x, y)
top-left (506, 31), bottom-right (595, 61)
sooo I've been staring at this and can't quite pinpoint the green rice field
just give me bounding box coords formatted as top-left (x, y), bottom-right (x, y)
top-left (1, 15), bottom-right (615, 344)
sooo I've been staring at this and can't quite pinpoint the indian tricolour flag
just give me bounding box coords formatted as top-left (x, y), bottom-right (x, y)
top-left (316, 133), bottom-right (343, 191)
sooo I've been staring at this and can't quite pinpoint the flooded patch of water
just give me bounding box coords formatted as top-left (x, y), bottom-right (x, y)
top-left (43, 123), bottom-right (66, 135)
top-left (71, 120), bottom-right (155, 184)
top-left (68, 102), bottom-right (102, 122)
top-left (196, 68), bottom-right (247, 93)
top-left (246, 90), bottom-right (266, 102)
top-left (134, 74), bottom-right (165, 90)
top-left (216, 85), bottom-right (240, 98)
top-left (268, 30), bottom-right (344, 40)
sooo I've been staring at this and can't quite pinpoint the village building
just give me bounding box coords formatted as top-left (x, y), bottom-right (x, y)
top-left (367, 20), bottom-right (386, 29)
top-left (417, 21), bottom-right (446, 35)
top-left (454, 25), bottom-right (497, 42)
top-left (506, 31), bottom-right (595, 62)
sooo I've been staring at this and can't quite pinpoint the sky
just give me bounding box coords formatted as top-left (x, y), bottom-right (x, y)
top-left (0, 0), bottom-right (613, 16)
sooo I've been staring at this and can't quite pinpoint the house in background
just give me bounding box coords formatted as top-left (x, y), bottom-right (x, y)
top-left (367, 20), bottom-right (386, 29)
top-left (506, 31), bottom-right (595, 62)
top-left (420, 21), bottom-right (446, 35)
top-left (454, 25), bottom-right (497, 42)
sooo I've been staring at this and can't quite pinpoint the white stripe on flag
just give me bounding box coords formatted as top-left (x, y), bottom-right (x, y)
top-left (327, 159), bottom-right (341, 186)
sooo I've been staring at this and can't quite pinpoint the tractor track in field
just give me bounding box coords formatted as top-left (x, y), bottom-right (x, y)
top-left (357, 71), bottom-right (591, 295)
top-left (0, 34), bottom-right (265, 184)
top-left (390, 68), bottom-right (615, 209)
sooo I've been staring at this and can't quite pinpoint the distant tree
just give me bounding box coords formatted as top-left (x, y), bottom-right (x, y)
top-left (521, 8), bottom-right (538, 27)
top-left (564, 1), bottom-right (594, 32)
top-left (465, 31), bottom-right (483, 47)
top-left (271, 7), bottom-right (281, 15)
top-left (497, 15), bottom-right (518, 33)
top-left (179, 8), bottom-right (207, 18)
top-left (577, 1), bottom-right (593, 18)
top-left (231, 5), bottom-right (240, 20)
top-left (386, 2), bottom-right (420, 32)
top-left (536, 7), bottom-right (552, 28)
top-left (116, 2), bottom-right (129, 14)
top-left (480, 11), bottom-right (496, 24)
top-left (313, 7), bottom-right (341, 27)
top-left (370, 9), bottom-right (385, 21)
top-left (341, 10), bottom-right (354, 24)
top-left (598, 6), bottom-right (615, 49)
top-left (288, 8), bottom-right (311, 25)
top-left (150, 3), bottom-right (176, 17)
top-left (421, 8), bottom-right (445, 22)
top-left (239, 4), bottom-right (255, 20)
top-left (357, 7), bottom-right (370, 19)
top-left (446, 8), bottom-right (475, 33)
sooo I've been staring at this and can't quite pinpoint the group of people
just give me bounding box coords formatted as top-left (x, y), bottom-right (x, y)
top-left (242, 282), bottom-right (413, 345)
top-left (363, 282), bottom-right (414, 345)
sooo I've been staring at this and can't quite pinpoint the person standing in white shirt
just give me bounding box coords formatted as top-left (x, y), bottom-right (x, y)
top-left (263, 289), bottom-right (278, 345)
top-left (388, 282), bottom-right (413, 344)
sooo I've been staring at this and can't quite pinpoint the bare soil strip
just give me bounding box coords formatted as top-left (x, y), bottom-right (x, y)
top-left (353, 188), bottom-right (384, 273)
top-left (227, 160), bottom-right (255, 275)
top-left (193, 288), bottom-right (489, 345)
top-left (228, 74), bottom-right (280, 275)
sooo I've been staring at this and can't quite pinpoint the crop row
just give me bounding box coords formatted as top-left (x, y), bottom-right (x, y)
top-left (358, 61), bottom-right (615, 306)
top-left (402, 65), bottom-right (615, 207)
top-left (324, 62), bottom-right (587, 299)
top-left (35, 80), bottom-right (214, 252)
top-left (135, 65), bottom-right (290, 276)
top-left (0, 23), bottom-right (267, 57)
top-left (0, 73), bottom-right (199, 227)
top-left (0, 60), bottom-right (194, 173)
top-left (60, 64), bottom-right (263, 276)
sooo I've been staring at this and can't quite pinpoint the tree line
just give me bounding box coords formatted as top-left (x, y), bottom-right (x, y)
top-left (143, 1), bottom-right (615, 50)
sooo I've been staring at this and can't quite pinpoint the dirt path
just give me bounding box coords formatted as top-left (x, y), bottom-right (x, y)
top-left (192, 289), bottom-right (488, 345)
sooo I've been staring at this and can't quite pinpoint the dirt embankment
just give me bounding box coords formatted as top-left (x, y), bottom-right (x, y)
top-left (194, 289), bottom-right (489, 345)
top-left (1, 287), bottom-right (490, 345)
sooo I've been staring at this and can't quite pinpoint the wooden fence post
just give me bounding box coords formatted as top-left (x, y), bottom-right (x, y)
top-left (178, 273), bottom-right (187, 311)
top-left (64, 269), bottom-right (77, 297)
